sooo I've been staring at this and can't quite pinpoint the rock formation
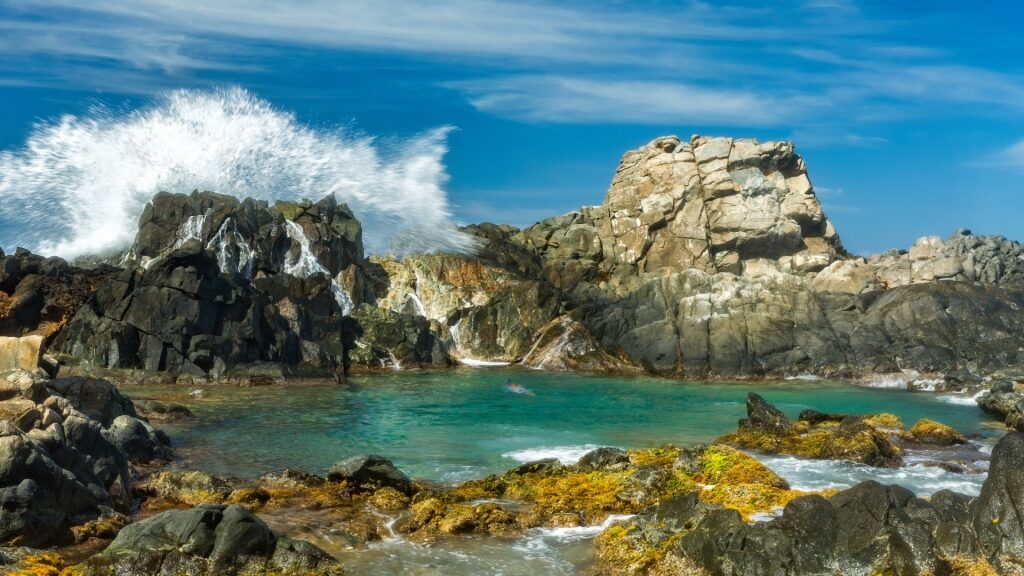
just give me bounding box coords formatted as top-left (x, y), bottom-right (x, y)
top-left (2, 134), bottom-right (1021, 381)
top-left (0, 370), bottom-right (169, 546)
top-left (365, 135), bottom-right (1024, 380)
top-left (595, 432), bottom-right (1024, 575)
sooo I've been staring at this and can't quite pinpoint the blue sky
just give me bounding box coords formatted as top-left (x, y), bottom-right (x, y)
top-left (0, 0), bottom-right (1022, 255)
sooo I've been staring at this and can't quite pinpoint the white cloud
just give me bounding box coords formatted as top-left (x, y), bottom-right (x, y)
top-left (2, 0), bottom-right (1024, 133)
top-left (973, 140), bottom-right (1024, 168)
top-left (453, 75), bottom-right (795, 126)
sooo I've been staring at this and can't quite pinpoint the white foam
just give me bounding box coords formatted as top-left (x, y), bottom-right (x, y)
top-left (756, 452), bottom-right (986, 496)
top-left (785, 374), bottom-right (821, 381)
top-left (937, 391), bottom-right (984, 406)
top-left (0, 87), bottom-right (475, 259)
top-left (522, 514), bottom-right (635, 543)
top-left (502, 445), bottom-right (601, 465)
top-left (460, 358), bottom-right (512, 367)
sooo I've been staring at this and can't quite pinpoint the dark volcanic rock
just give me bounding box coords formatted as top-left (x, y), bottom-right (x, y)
top-left (740, 392), bottom-right (792, 435)
top-left (327, 454), bottom-right (413, 494)
top-left (345, 304), bottom-right (452, 370)
top-left (599, 432), bottom-right (1024, 575)
top-left (0, 247), bottom-right (118, 340)
top-left (75, 504), bottom-right (344, 576)
top-left (0, 374), bottom-right (168, 546)
top-left (576, 447), bottom-right (630, 472)
top-left (972, 432), bottom-right (1024, 564)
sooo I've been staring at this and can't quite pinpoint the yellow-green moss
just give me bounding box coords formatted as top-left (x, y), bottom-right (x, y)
top-left (368, 487), bottom-right (410, 510)
top-left (627, 446), bottom-right (682, 467)
top-left (909, 418), bottom-right (967, 445)
top-left (5, 552), bottom-right (68, 576)
top-left (227, 487), bottom-right (271, 508)
top-left (863, 413), bottom-right (904, 430)
top-left (942, 556), bottom-right (999, 576)
top-left (261, 481), bottom-right (350, 509)
top-left (699, 445), bottom-right (787, 489)
top-left (527, 471), bottom-right (634, 520)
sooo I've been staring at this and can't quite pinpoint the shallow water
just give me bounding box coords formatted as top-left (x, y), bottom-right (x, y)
top-left (121, 368), bottom-right (1001, 575)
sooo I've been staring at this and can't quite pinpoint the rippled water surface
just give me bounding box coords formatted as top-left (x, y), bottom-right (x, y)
top-left (121, 368), bottom-right (1000, 575)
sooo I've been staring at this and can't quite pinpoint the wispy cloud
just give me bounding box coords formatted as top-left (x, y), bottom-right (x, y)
top-left (2, 0), bottom-right (1023, 136)
top-left (452, 76), bottom-right (797, 126)
top-left (971, 140), bottom-right (1024, 168)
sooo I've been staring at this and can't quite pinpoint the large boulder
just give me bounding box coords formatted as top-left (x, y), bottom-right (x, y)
top-left (75, 504), bottom-right (344, 576)
top-left (972, 432), bottom-right (1024, 565)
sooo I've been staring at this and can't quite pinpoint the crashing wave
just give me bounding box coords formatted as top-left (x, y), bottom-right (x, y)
top-left (0, 87), bottom-right (475, 259)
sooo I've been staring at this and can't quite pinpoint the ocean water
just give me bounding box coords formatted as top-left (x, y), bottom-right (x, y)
top-left (122, 368), bottom-right (1002, 575)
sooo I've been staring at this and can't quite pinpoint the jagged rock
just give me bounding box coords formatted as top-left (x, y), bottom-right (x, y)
top-left (577, 447), bottom-right (630, 472)
top-left (973, 432), bottom-right (1024, 566)
top-left (723, 394), bottom-right (905, 467)
top-left (102, 416), bottom-right (172, 463)
top-left (56, 244), bottom-right (348, 378)
top-left (327, 454), bottom-right (413, 494)
top-left (344, 305), bottom-right (452, 370)
top-left (740, 392), bottom-right (792, 435)
top-left (74, 504), bottom-right (344, 576)
top-left (521, 315), bottom-right (634, 372)
top-left (0, 247), bottom-right (118, 341)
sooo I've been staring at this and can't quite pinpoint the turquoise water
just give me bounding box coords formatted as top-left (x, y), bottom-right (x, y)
top-left (125, 368), bottom-right (997, 483)
top-left (122, 368), bottom-right (1001, 576)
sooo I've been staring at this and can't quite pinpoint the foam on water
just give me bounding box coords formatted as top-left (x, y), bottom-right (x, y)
top-left (756, 451), bottom-right (987, 496)
top-left (502, 445), bottom-right (602, 465)
top-left (0, 87), bottom-right (474, 259)
top-left (460, 358), bottom-right (512, 367)
top-left (937, 391), bottom-right (985, 406)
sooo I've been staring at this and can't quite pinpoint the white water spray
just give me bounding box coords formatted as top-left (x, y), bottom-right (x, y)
top-left (284, 220), bottom-right (355, 315)
top-left (0, 87), bottom-right (475, 259)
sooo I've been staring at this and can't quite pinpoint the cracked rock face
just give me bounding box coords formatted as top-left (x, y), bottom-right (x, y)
top-left (517, 135), bottom-right (843, 288)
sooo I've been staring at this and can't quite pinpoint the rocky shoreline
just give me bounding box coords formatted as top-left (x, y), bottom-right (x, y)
top-left (0, 373), bottom-right (1016, 575)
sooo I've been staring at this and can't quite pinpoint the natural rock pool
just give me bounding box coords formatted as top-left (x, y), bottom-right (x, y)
top-left (122, 368), bottom-right (1001, 575)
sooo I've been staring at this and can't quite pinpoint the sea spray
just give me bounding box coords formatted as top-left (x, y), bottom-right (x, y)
top-left (0, 87), bottom-right (475, 259)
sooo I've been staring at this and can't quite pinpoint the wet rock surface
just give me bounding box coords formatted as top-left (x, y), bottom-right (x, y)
top-left (595, 433), bottom-right (1024, 576)
top-left (75, 504), bottom-right (345, 576)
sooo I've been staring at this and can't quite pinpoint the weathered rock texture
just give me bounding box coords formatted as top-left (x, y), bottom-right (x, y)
top-left (364, 135), bottom-right (1024, 379)
top-left (0, 247), bottom-right (118, 340)
top-left (596, 432), bottom-right (1024, 576)
top-left (52, 191), bottom-right (418, 377)
top-left (22, 135), bottom-right (1024, 380)
top-left (0, 371), bottom-right (169, 546)
top-left (75, 504), bottom-right (345, 576)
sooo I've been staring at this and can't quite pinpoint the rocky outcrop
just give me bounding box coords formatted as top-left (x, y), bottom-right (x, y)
top-left (31, 136), bottom-right (1024, 380)
top-left (0, 247), bottom-right (118, 339)
top-left (74, 504), bottom-right (345, 576)
top-left (361, 135), bottom-right (1024, 379)
top-left (0, 372), bottom-right (169, 546)
top-left (722, 393), bottom-right (916, 468)
top-left (595, 432), bottom-right (1024, 576)
top-left (518, 135), bottom-right (842, 286)
top-left (977, 379), bottom-right (1024, 432)
top-left (344, 305), bottom-right (452, 370)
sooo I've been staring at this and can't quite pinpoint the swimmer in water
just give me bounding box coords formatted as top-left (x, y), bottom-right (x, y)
top-left (504, 378), bottom-right (535, 396)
